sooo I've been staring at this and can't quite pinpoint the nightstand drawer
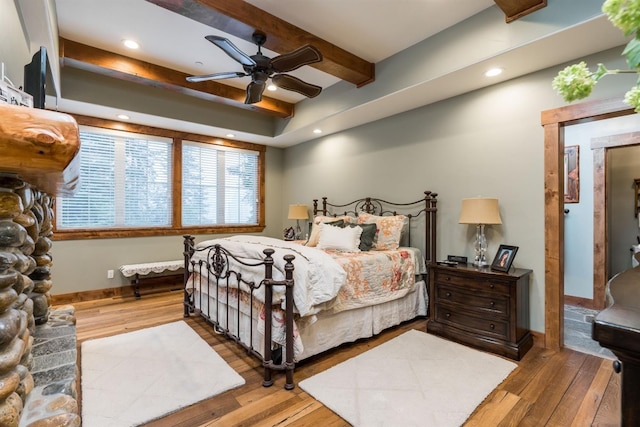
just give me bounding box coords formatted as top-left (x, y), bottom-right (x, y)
top-left (434, 270), bottom-right (510, 295)
top-left (435, 283), bottom-right (509, 316)
top-left (434, 303), bottom-right (509, 340)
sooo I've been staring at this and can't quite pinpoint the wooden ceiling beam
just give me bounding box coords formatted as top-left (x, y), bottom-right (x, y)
top-left (493, 0), bottom-right (547, 23)
top-left (59, 38), bottom-right (294, 118)
top-left (145, 0), bottom-right (375, 87)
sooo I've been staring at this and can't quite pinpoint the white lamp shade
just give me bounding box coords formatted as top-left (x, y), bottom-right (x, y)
top-left (288, 204), bottom-right (309, 220)
top-left (459, 198), bottom-right (502, 225)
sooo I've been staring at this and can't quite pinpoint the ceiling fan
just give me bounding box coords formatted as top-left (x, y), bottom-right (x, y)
top-left (187, 32), bottom-right (323, 105)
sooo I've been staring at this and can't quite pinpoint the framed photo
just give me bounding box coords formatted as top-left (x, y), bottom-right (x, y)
top-left (564, 145), bottom-right (579, 203)
top-left (283, 226), bottom-right (295, 241)
top-left (491, 245), bottom-right (519, 272)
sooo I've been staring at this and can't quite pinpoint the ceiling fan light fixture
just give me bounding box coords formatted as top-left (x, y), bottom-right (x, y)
top-left (188, 33), bottom-right (323, 105)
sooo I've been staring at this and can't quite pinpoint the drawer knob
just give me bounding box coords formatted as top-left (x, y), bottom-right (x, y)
top-left (613, 360), bottom-right (622, 373)
top-left (489, 323), bottom-right (495, 330)
top-left (446, 313), bottom-right (451, 318)
top-left (490, 301), bottom-right (495, 307)
top-left (445, 277), bottom-right (451, 281)
top-left (489, 284), bottom-right (495, 289)
top-left (445, 292), bottom-right (451, 298)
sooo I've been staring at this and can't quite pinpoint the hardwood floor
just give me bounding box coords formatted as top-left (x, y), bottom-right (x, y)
top-left (71, 290), bottom-right (621, 426)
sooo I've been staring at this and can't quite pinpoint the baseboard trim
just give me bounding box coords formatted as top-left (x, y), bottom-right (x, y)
top-left (564, 295), bottom-right (595, 309)
top-left (51, 274), bottom-right (183, 305)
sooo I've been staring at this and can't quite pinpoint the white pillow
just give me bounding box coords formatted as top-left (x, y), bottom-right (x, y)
top-left (305, 215), bottom-right (354, 247)
top-left (317, 223), bottom-right (363, 252)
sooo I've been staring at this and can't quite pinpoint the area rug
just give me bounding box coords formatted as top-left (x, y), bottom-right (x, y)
top-left (299, 330), bottom-right (517, 427)
top-left (81, 320), bottom-right (245, 426)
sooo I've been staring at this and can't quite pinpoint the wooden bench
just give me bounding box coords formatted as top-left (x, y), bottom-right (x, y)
top-left (119, 260), bottom-right (183, 298)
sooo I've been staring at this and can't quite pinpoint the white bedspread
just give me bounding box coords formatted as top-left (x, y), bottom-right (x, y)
top-left (190, 236), bottom-right (346, 317)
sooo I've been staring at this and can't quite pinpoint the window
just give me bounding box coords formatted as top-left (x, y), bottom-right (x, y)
top-left (53, 117), bottom-right (265, 240)
top-left (182, 141), bottom-right (258, 226)
top-left (57, 126), bottom-right (172, 229)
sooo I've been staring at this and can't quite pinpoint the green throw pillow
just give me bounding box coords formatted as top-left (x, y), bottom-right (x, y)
top-left (342, 222), bottom-right (377, 251)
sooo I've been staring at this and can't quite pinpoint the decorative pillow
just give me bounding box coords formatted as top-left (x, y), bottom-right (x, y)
top-left (342, 222), bottom-right (377, 251)
top-left (357, 212), bottom-right (408, 250)
top-left (317, 222), bottom-right (363, 252)
top-left (305, 216), bottom-right (350, 247)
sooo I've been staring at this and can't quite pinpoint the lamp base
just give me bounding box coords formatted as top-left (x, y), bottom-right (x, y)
top-left (474, 260), bottom-right (490, 268)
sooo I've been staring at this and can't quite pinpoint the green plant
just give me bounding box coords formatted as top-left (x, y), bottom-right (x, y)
top-left (552, 0), bottom-right (640, 111)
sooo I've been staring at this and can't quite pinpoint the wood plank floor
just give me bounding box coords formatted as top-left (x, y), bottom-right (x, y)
top-left (71, 290), bottom-right (621, 426)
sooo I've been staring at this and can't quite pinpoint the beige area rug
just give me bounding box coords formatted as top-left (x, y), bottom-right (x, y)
top-left (81, 320), bottom-right (245, 426)
top-left (299, 330), bottom-right (517, 427)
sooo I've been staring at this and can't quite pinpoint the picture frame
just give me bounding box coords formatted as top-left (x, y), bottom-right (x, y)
top-left (564, 145), bottom-right (579, 203)
top-left (491, 244), bottom-right (519, 272)
top-left (283, 226), bottom-right (295, 241)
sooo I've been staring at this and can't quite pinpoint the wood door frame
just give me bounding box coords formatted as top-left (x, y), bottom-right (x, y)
top-left (541, 96), bottom-right (632, 350)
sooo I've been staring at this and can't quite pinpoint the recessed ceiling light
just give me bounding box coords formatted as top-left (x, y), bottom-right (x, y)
top-left (267, 84), bottom-right (277, 91)
top-left (313, 129), bottom-right (322, 134)
top-left (117, 114), bottom-right (130, 120)
top-left (485, 68), bottom-right (503, 77)
top-left (226, 133), bottom-right (235, 138)
top-left (123, 39), bottom-right (139, 49)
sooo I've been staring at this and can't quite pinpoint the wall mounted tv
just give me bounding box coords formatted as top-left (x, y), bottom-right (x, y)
top-left (23, 46), bottom-right (49, 109)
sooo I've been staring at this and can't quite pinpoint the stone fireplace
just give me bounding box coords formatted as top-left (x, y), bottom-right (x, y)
top-left (0, 104), bottom-right (81, 426)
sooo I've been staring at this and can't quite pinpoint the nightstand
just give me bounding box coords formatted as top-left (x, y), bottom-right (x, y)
top-left (427, 263), bottom-right (533, 360)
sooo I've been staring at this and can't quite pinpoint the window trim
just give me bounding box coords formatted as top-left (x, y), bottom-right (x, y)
top-left (53, 114), bottom-right (266, 240)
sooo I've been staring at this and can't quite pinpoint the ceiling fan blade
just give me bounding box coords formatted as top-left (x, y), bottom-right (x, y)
top-left (186, 71), bottom-right (248, 83)
top-left (270, 45), bottom-right (323, 73)
top-left (245, 80), bottom-right (266, 104)
top-left (204, 35), bottom-right (256, 67)
top-left (271, 74), bottom-right (322, 98)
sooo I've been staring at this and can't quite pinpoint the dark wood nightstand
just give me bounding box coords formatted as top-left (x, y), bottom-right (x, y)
top-left (427, 262), bottom-right (533, 360)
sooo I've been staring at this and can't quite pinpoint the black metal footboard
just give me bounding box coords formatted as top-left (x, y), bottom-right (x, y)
top-left (182, 235), bottom-right (296, 390)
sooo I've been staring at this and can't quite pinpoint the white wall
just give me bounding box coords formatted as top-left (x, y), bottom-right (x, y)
top-left (282, 46), bottom-right (635, 334)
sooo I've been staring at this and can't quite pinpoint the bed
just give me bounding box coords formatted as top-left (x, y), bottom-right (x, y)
top-left (182, 191), bottom-right (438, 389)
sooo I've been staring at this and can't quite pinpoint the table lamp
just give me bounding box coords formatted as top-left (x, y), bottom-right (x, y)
top-left (288, 204), bottom-right (308, 240)
top-left (459, 197), bottom-right (502, 267)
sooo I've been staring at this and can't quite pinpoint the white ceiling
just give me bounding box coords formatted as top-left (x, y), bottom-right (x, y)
top-left (44, 0), bottom-right (628, 147)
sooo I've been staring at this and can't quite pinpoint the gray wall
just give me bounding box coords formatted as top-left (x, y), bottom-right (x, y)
top-left (281, 46), bottom-right (635, 334)
top-left (609, 145), bottom-right (640, 276)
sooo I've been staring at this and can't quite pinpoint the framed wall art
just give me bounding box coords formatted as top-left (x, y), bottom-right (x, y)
top-left (564, 145), bottom-right (579, 203)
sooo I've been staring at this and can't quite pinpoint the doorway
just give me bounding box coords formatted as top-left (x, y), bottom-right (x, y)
top-left (542, 97), bottom-right (634, 350)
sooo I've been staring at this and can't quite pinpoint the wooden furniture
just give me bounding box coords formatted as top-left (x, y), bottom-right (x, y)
top-left (119, 260), bottom-right (184, 298)
top-left (593, 265), bottom-right (640, 426)
top-left (427, 263), bottom-right (533, 360)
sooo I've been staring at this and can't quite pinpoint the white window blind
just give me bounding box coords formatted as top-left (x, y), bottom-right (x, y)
top-left (182, 141), bottom-right (258, 226)
top-left (57, 126), bottom-right (172, 229)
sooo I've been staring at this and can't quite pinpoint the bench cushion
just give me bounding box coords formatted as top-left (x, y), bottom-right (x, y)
top-left (119, 260), bottom-right (183, 278)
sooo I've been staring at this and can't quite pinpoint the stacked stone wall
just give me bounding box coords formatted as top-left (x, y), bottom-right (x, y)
top-left (0, 176), bottom-right (77, 426)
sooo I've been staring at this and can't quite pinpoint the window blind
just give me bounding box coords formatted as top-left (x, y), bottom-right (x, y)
top-left (57, 126), bottom-right (172, 229)
top-left (182, 141), bottom-right (258, 226)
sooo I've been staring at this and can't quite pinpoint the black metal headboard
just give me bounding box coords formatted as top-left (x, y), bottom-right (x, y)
top-left (312, 191), bottom-right (438, 264)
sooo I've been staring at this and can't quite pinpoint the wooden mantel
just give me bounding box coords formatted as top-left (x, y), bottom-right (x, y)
top-left (0, 104), bottom-right (80, 196)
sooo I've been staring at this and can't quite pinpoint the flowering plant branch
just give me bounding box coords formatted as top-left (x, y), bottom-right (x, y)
top-left (552, 0), bottom-right (640, 112)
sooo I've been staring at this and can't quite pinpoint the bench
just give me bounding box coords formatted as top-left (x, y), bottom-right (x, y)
top-left (119, 260), bottom-right (183, 298)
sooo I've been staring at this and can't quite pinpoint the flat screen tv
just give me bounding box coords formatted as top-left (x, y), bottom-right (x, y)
top-left (23, 46), bottom-right (48, 109)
